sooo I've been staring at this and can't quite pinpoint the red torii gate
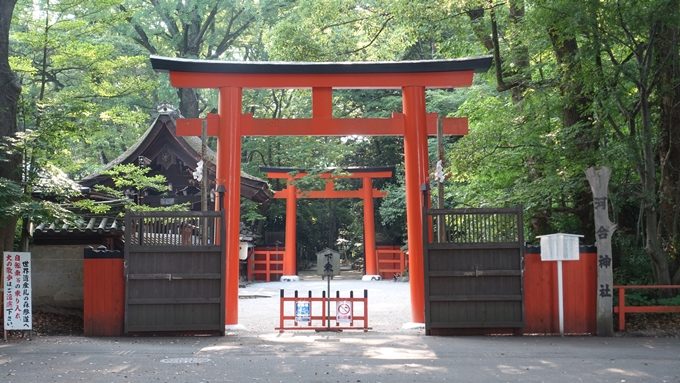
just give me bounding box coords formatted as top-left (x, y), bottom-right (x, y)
top-left (263, 166), bottom-right (393, 279)
top-left (150, 55), bottom-right (492, 327)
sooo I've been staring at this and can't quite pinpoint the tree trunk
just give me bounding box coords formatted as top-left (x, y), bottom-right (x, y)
top-left (177, 88), bottom-right (200, 118)
top-left (641, 79), bottom-right (672, 284)
top-left (0, 0), bottom-right (21, 254)
top-left (655, 4), bottom-right (680, 283)
top-left (548, 29), bottom-right (597, 242)
top-left (0, 0), bottom-right (20, 140)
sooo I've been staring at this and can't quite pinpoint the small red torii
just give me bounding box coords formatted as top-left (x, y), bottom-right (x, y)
top-left (263, 166), bottom-right (393, 280)
top-left (150, 55), bottom-right (492, 327)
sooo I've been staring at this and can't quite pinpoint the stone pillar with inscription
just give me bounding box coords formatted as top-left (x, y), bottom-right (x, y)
top-left (585, 167), bottom-right (616, 336)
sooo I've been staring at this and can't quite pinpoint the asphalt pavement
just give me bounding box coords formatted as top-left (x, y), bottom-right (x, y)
top-left (1, 277), bottom-right (679, 382)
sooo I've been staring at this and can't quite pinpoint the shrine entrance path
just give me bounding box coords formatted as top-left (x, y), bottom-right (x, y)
top-left (238, 272), bottom-right (415, 335)
top-left (2, 329), bottom-right (678, 383)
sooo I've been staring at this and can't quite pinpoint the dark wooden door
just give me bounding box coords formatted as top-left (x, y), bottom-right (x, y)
top-left (124, 211), bottom-right (225, 334)
top-left (424, 208), bottom-right (524, 335)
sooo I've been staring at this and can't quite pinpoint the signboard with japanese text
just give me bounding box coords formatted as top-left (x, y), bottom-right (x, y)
top-left (3, 252), bottom-right (32, 330)
top-left (537, 233), bottom-right (582, 261)
top-left (295, 301), bottom-right (310, 323)
top-left (586, 167), bottom-right (615, 336)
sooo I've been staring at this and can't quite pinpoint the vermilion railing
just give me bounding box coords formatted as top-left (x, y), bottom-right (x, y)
top-left (376, 246), bottom-right (407, 279)
top-left (614, 285), bottom-right (680, 331)
top-left (276, 289), bottom-right (369, 333)
top-left (247, 248), bottom-right (284, 282)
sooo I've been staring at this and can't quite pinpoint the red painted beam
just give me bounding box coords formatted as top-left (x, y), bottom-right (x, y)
top-left (312, 87), bottom-right (333, 118)
top-left (265, 171), bottom-right (393, 180)
top-left (176, 113), bottom-right (468, 137)
top-left (176, 113), bottom-right (219, 136)
top-left (242, 115), bottom-right (401, 136)
top-left (243, 114), bottom-right (467, 136)
top-left (168, 71), bottom-right (474, 89)
top-left (272, 189), bottom-right (386, 199)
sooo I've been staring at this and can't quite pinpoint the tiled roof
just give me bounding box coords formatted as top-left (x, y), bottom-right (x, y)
top-left (79, 107), bottom-right (272, 203)
top-left (33, 216), bottom-right (123, 235)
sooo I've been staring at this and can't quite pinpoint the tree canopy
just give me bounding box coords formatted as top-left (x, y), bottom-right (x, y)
top-left (0, 0), bottom-right (678, 284)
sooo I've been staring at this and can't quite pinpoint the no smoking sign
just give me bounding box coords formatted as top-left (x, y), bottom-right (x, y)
top-left (336, 301), bottom-right (352, 324)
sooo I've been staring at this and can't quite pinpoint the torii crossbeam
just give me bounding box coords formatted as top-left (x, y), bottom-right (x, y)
top-left (150, 55), bottom-right (492, 327)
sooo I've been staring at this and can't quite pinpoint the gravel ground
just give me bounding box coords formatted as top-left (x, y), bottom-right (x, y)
top-left (237, 271), bottom-right (419, 335)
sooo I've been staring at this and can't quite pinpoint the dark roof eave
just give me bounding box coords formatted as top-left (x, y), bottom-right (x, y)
top-left (150, 55), bottom-right (493, 75)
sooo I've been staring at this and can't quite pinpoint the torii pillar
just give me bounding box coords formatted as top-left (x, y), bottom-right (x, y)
top-left (151, 55), bottom-right (492, 326)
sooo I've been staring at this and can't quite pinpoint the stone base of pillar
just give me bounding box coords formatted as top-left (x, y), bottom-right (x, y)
top-left (280, 275), bottom-right (300, 282)
top-left (361, 275), bottom-right (382, 281)
top-left (401, 322), bottom-right (425, 330)
top-left (225, 323), bottom-right (247, 332)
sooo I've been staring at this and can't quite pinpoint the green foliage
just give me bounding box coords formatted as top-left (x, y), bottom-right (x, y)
top-left (2, 0), bottom-right (678, 284)
top-left (126, 203), bottom-right (190, 213)
top-left (0, 131), bottom-right (79, 231)
top-left (614, 234), bottom-right (654, 286)
top-left (10, 0), bottom-right (155, 178)
top-left (10, 200), bottom-right (75, 226)
top-left (624, 291), bottom-right (680, 307)
top-left (264, 0), bottom-right (407, 61)
top-left (75, 164), bottom-right (184, 215)
top-left (71, 199), bottom-right (111, 215)
top-left (102, 164), bottom-right (169, 194)
top-left (240, 199), bottom-right (265, 226)
top-left (0, 178), bottom-right (23, 224)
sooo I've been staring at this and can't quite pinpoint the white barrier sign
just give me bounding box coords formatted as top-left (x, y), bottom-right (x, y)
top-left (3, 252), bottom-right (32, 330)
top-left (336, 301), bottom-right (352, 324)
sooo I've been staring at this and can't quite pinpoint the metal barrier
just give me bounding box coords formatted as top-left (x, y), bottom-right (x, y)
top-left (276, 289), bottom-right (369, 333)
top-left (614, 285), bottom-right (680, 331)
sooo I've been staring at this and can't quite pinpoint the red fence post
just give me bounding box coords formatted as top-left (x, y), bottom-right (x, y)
top-left (617, 287), bottom-right (626, 331)
top-left (279, 289), bottom-right (285, 333)
top-left (364, 289), bottom-right (369, 332)
top-left (321, 291), bottom-right (326, 327)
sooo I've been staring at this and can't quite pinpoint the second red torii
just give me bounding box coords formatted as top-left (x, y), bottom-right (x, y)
top-left (264, 167), bottom-right (393, 279)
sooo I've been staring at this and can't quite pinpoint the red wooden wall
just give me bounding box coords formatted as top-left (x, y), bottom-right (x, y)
top-left (523, 247), bottom-right (597, 334)
top-left (83, 257), bottom-right (125, 336)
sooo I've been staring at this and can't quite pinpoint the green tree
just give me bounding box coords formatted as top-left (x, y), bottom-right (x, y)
top-left (10, 0), bottom-right (157, 178)
top-left (118, 0), bottom-right (270, 117)
top-left (0, 0), bottom-right (21, 253)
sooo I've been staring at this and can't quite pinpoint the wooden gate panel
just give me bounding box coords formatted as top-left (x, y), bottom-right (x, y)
top-left (126, 303), bottom-right (221, 332)
top-left (127, 278), bottom-right (222, 301)
top-left (424, 207), bottom-right (524, 334)
top-left (429, 301), bottom-right (522, 328)
top-left (427, 248), bottom-right (521, 272)
top-left (124, 212), bottom-right (225, 334)
top-left (429, 275), bottom-right (521, 296)
top-left (127, 250), bottom-right (221, 274)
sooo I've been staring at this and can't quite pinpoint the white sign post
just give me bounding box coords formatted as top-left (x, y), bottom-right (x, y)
top-left (3, 252), bottom-right (33, 339)
top-left (536, 234), bottom-right (582, 336)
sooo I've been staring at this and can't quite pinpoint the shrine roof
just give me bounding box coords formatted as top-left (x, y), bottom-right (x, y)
top-left (79, 108), bottom-right (272, 203)
top-left (150, 55), bottom-right (492, 75)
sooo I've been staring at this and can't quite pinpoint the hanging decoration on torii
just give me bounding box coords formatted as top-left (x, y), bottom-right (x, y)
top-left (150, 55), bottom-right (492, 327)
